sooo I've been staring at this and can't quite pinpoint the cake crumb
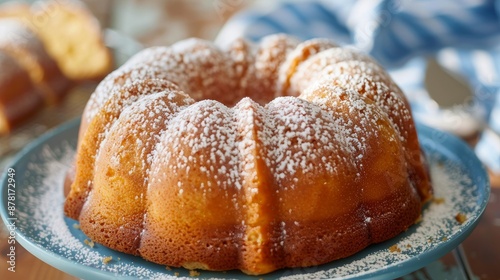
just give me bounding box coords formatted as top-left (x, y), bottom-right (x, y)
top-left (102, 256), bottom-right (113, 264)
top-left (72, 223), bottom-right (80, 229)
top-left (166, 266), bottom-right (172, 271)
top-left (455, 213), bottom-right (467, 224)
top-left (189, 270), bottom-right (200, 277)
top-left (442, 236), bottom-right (448, 241)
top-left (433, 197), bottom-right (445, 204)
top-left (414, 215), bottom-right (423, 224)
top-left (406, 244), bottom-right (412, 248)
top-left (389, 245), bottom-right (401, 253)
top-left (174, 272), bottom-right (180, 277)
top-left (83, 239), bottom-right (94, 248)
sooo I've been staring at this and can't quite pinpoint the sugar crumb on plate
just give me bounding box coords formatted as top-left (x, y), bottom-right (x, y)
top-left (103, 256), bottom-right (113, 264)
top-left (389, 244), bottom-right (401, 253)
top-left (433, 197), bottom-right (445, 204)
top-left (455, 213), bottom-right (467, 224)
top-left (189, 270), bottom-right (200, 277)
top-left (83, 239), bottom-right (94, 248)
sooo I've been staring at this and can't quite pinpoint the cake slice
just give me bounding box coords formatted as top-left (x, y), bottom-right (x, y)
top-left (0, 19), bottom-right (71, 105)
top-left (0, 0), bottom-right (112, 81)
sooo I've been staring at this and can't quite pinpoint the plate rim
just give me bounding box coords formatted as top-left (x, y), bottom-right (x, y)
top-left (0, 118), bottom-right (491, 280)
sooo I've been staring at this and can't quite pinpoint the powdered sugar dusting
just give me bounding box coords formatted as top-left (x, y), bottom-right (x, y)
top-left (262, 96), bottom-right (357, 184)
top-left (19, 144), bottom-right (102, 264)
top-left (299, 83), bottom-right (391, 170)
top-left (288, 47), bottom-right (374, 97)
top-left (85, 39), bottom-right (237, 123)
top-left (14, 134), bottom-right (484, 279)
top-left (315, 60), bottom-right (411, 143)
top-left (150, 100), bottom-right (241, 194)
top-left (278, 38), bottom-right (338, 95)
top-left (99, 90), bottom-right (193, 185)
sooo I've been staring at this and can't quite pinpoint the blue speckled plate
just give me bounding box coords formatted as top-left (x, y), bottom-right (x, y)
top-left (0, 118), bottom-right (490, 280)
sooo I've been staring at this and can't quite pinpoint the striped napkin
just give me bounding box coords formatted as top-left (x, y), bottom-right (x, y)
top-left (215, 0), bottom-right (500, 172)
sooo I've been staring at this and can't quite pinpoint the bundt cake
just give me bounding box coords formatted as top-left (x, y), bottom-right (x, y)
top-left (0, 0), bottom-right (112, 134)
top-left (64, 34), bottom-right (432, 275)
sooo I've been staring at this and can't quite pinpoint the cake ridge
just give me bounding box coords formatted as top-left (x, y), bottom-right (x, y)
top-left (77, 80), bottom-right (194, 255)
top-left (278, 38), bottom-right (339, 96)
top-left (234, 97), bottom-right (281, 273)
top-left (66, 79), bottom-right (192, 219)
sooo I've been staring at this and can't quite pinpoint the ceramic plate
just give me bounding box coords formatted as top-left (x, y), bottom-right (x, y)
top-left (0, 118), bottom-right (490, 279)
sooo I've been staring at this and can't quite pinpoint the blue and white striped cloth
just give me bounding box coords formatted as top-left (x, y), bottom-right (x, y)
top-left (216, 0), bottom-right (500, 172)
